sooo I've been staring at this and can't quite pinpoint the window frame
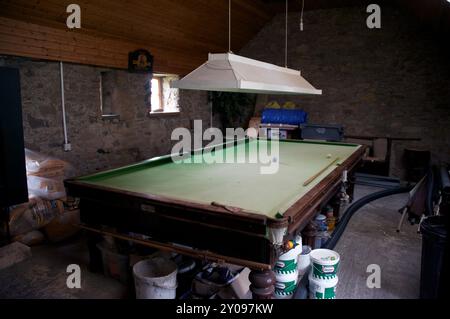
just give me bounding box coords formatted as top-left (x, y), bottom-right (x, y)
top-left (150, 76), bottom-right (164, 113)
top-left (99, 71), bottom-right (120, 120)
top-left (148, 74), bottom-right (180, 116)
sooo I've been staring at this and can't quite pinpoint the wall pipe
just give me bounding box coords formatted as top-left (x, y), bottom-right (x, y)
top-left (59, 62), bottom-right (71, 151)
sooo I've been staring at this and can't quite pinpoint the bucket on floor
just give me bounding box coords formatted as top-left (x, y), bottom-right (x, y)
top-left (274, 289), bottom-right (295, 299)
top-left (133, 257), bottom-right (178, 299)
top-left (297, 245), bottom-right (312, 277)
top-left (308, 272), bottom-right (338, 299)
top-left (96, 242), bottom-right (130, 284)
top-left (274, 243), bottom-right (302, 273)
top-left (310, 249), bottom-right (340, 279)
top-left (274, 270), bottom-right (298, 299)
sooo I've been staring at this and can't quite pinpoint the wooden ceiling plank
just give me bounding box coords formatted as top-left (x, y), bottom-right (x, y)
top-left (0, 1), bottom-right (228, 54)
top-left (0, 17), bottom-right (198, 74)
top-left (0, 13), bottom-right (215, 65)
top-left (0, 0), bottom-right (274, 73)
top-left (0, 16), bottom-right (206, 62)
top-left (1, 0), bottom-right (267, 52)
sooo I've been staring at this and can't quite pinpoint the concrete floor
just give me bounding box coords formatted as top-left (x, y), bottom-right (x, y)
top-left (0, 185), bottom-right (422, 299)
top-left (0, 236), bottom-right (128, 299)
top-left (336, 185), bottom-right (422, 299)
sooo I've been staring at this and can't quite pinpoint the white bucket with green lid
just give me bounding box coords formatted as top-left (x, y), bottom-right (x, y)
top-left (310, 249), bottom-right (340, 279)
top-left (308, 272), bottom-right (338, 299)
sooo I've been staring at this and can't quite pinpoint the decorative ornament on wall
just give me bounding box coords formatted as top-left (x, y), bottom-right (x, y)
top-left (128, 49), bottom-right (153, 73)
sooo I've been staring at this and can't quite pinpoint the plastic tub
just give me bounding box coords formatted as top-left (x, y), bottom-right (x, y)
top-left (96, 242), bottom-right (130, 284)
top-left (308, 272), bottom-right (338, 299)
top-left (297, 245), bottom-right (312, 277)
top-left (310, 249), bottom-right (340, 279)
top-left (133, 257), bottom-right (178, 299)
top-left (274, 243), bottom-right (302, 274)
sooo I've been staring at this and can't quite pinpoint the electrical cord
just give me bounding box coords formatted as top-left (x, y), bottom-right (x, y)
top-left (300, 0), bottom-right (304, 31)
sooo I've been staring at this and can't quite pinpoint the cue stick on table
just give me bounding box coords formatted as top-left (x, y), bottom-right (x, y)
top-left (211, 201), bottom-right (242, 213)
top-left (303, 157), bottom-right (340, 187)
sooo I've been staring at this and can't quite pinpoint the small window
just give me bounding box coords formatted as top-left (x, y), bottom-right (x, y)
top-left (148, 75), bottom-right (180, 114)
top-left (150, 77), bottom-right (163, 112)
top-left (99, 71), bottom-right (120, 119)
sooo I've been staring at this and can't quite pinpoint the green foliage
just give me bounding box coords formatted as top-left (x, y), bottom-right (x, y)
top-left (208, 91), bottom-right (256, 129)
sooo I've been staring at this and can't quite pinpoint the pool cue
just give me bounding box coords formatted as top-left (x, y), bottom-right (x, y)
top-left (211, 201), bottom-right (242, 213)
top-left (303, 157), bottom-right (340, 187)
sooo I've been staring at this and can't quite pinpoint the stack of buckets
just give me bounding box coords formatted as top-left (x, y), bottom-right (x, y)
top-left (273, 237), bottom-right (302, 299)
top-left (308, 249), bottom-right (340, 299)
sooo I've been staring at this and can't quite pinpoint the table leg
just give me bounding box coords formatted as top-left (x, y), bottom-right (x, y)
top-left (331, 196), bottom-right (342, 222)
top-left (347, 175), bottom-right (356, 203)
top-left (86, 231), bottom-right (103, 273)
top-left (1, 207), bottom-right (11, 244)
top-left (249, 269), bottom-right (275, 299)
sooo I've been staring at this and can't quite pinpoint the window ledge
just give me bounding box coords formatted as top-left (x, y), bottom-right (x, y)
top-left (147, 111), bottom-right (180, 117)
top-left (102, 114), bottom-right (120, 120)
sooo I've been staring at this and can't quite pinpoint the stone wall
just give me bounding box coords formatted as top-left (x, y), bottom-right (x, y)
top-left (240, 5), bottom-right (450, 178)
top-left (0, 56), bottom-right (210, 176)
top-left (2, 4), bottom-right (449, 179)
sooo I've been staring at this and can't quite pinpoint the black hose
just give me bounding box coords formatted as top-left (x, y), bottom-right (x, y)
top-left (295, 174), bottom-right (439, 299)
top-left (294, 186), bottom-right (412, 299)
top-left (324, 186), bottom-right (412, 250)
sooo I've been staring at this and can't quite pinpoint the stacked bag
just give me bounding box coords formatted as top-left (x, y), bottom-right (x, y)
top-left (4, 149), bottom-right (80, 245)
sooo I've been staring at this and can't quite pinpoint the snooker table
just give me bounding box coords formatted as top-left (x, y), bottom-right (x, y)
top-left (65, 138), bottom-right (364, 298)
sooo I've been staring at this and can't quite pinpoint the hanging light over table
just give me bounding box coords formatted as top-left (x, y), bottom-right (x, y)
top-left (171, 0), bottom-right (322, 95)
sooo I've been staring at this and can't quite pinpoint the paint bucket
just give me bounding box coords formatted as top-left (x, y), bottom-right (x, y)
top-left (310, 249), bottom-right (340, 279)
top-left (133, 257), bottom-right (178, 299)
top-left (274, 243), bottom-right (302, 274)
top-left (315, 214), bottom-right (328, 231)
top-left (326, 216), bottom-right (336, 231)
top-left (274, 269), bottom-right (298, 298)
top-left (297, 245), bottom-right (312, 277)
top-left (274, 289), bottom-right (295, 299)
top-left (96, 242), bottom-right (130, 284)
top-left (308, 272), bottom-right (338, 299)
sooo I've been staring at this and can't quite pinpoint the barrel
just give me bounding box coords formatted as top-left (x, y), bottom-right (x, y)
top-left (420, 216), bottom-right (448, 299)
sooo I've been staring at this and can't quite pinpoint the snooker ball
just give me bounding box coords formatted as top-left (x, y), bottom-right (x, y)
top-left (284, 241), bottom-right (294, 251)
top-left (326, 154), bottom-right (332, 158)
